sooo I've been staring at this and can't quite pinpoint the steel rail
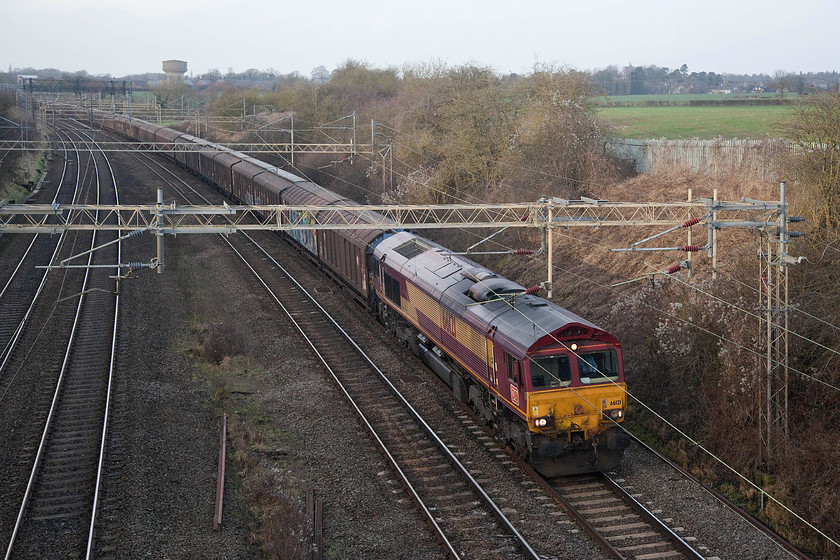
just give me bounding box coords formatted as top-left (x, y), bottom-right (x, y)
top-left (0, 236), bottom-right (38, 298)
top-left (227, 236), bottom-right (462, 558)
top-left (230, 231), bottom-right (540, 559)
top-left (3, 124), bottom-right (121, 559)
top-left (4, 135), bottom-right (102, 560)
top-left (525, 470), bottom-right (625, 559)
top-left (600, 472), bottom-right (705, 559)
top-left (496, 429), bottom-right (705, 560)
top-left (126, 136), bottom-right (540, 558)
top-left (526, 469), bottom-right (704, 560)
top-left (73, 121), bottom-right (123, 560)
top-left (122, 137), bottom-right (469, 557)
top-left (0, 127), bottom-right (79, 378)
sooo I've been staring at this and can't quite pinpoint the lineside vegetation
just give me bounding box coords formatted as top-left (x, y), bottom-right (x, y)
top-left (153, 65), bottom-right (840, 558)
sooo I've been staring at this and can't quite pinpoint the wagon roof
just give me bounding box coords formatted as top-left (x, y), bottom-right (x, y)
top-left (231, 159), bottom-right (267, 179)
top-left (211, 151), bottom-right (243, 165)
top-left (253, 171), bottom-right (292, 194)
top-left (281, 182), bottom-right (347, 206)
top-left (154, 127), bottom-right (184, 142)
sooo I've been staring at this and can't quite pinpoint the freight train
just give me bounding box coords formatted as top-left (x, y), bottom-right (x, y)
top-left (92, 111), bottom-right (631, 476)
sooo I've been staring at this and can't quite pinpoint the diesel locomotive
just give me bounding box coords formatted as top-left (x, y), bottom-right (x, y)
top-left (93, 112), bottom-right (631, 476)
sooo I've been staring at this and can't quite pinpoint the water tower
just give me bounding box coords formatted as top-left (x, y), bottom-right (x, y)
top-left (162, 60), bottom-right (188, 83)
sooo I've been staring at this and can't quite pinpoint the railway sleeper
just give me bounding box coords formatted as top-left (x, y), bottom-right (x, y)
top-left (430, 501), bottom-right (482, 513)
top-left (423, 481), bottom-right (468, 493)
top-left (605, 530), bottom-right (662, 542)
top-left (596, 521), bottom-right (651, 533)
top-left (614, 541), bottom-right (675, 554)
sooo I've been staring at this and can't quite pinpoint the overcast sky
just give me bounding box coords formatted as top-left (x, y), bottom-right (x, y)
top-left (2, 0), bottom-right (838, 78)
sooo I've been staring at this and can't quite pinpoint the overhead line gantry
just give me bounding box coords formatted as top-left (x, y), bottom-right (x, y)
top-left (0, 197), bottom-right (779, 233)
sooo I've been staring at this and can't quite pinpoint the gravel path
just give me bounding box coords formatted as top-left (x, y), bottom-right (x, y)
top-left (612, 445), bottom-right (799, 559)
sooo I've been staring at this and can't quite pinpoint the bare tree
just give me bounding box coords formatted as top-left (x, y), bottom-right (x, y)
top-left (783, 92), bottom-right (840, 234)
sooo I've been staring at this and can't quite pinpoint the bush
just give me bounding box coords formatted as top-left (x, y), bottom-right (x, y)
top-left (203, 320), bottom-right (245, 364)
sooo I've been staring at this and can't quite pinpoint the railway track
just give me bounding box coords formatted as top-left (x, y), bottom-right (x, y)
top-left (0, 129), bottom-right (80, 377)
top-left (3, 122), bottom-right (121, 559)
top-left (123, 140), bottom-right (539, 558)
top-left (97, 127), bottom-right (714, 559)
top-left (78, 118), bottom-right (815, 559)
top-left (230, 231), bottom-right (539, 559)
top-left (542, 472), bottom-right (702, 560)
top-left (627, 436), bottom-right (812, 560)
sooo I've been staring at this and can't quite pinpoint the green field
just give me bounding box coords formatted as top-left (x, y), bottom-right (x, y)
top-left (599, 104), bottom-right (794, 139)
top-left (595, 92), bottom-right (779, 105)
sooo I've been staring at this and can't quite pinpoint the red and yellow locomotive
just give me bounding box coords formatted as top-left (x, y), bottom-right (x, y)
top-left (373, 231), bottom-right (630, 476)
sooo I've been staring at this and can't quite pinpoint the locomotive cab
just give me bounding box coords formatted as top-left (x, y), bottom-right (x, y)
top-left (522, 329), bottom-right (631, 476)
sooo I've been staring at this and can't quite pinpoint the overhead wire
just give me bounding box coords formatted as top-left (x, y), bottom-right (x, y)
top-left (226, 110), bottom-right (840, 550)
top-left (248, 114), bottom-right (829, 407)
top-left (447, 223), bottom-right (840, 551)
top-left (296, 124), bottom-right (840, 423)
top-left (714, 264), bottom-right (840, 335)
top-left (316, 119), bottom-right (840, 549)
top-left (461, 228), bottom-right (840, 550)
top-left (314, 121), bottom-right (840, 354)
top-left (540, 224), bottom-right (840, 392)
top-left (355, 124), bottom-right (840, 384)
top-left (282, 121), bottom-right (840, 392)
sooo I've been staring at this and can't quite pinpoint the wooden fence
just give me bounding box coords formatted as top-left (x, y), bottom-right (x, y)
top-left (607, 138), bottom-right (796, 180)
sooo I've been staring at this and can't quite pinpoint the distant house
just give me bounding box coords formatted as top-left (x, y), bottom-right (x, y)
top-left (17, 74), bottom-right (38, 84)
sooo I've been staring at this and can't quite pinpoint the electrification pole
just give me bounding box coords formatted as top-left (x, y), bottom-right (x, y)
top-left (758, 181), bottom-right (802, 471)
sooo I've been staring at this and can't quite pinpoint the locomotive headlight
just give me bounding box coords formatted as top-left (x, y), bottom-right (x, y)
top-left (534, 415), bottom-right (554, 428)
top-left (602, 409), bottom-right (624, 421)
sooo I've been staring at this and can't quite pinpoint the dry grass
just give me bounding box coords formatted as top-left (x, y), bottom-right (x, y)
top-left (226, 414), bottom-right (312, 560)
top-left (202, 319), bottom-right (246, 364)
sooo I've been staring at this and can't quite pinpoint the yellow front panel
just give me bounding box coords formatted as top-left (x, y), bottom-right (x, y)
top-left (527, 383), bottom-right (626, 436)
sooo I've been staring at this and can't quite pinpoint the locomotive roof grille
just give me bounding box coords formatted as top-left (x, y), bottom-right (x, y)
top-left (394, 238), bottom-right (432, 259)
